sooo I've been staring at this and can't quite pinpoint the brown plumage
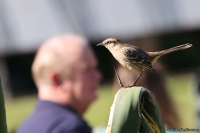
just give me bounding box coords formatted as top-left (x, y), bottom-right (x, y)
top-left (97, 38), bottom-right (192, 86)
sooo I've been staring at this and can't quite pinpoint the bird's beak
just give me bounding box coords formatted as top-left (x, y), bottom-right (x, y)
top-left (96, 43), bottom-right (104, 46)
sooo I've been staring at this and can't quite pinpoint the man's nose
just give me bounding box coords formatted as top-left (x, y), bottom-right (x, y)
top-left (94, 69), bottom-right (102, 81)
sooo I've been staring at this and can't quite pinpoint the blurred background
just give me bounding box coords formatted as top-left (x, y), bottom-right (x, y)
top-left (1, 0), bottom-right (200, 132)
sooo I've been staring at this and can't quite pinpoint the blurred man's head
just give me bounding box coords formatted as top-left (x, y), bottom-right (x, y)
top-left (32, 34), bottom-right (101, 115)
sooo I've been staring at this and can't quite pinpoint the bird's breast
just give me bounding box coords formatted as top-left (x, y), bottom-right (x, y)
top-left (112, 51), bottom-right (127, 67)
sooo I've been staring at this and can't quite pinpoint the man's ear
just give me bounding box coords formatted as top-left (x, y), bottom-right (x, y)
top-left (50, 72), bottom-right (62, 86)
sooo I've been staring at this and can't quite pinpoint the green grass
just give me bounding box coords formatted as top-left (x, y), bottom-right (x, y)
top-left (4, 73), bottom-right (196, 133)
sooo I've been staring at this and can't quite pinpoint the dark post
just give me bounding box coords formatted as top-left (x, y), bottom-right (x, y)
top-left (0, 78), bottom-right (7, 133)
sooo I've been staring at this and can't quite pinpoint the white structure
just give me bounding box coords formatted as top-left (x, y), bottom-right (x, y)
top-left (0, 0), bottom-right (200, 55)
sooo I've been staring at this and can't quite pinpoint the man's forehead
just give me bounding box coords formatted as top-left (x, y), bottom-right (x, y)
top-left (84, 48), bottom-right (97, 64)
top-left (73, 47), bottom-right (97, 69)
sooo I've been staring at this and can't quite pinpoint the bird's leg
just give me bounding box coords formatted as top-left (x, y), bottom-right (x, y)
top-left (114, 67), bottom-right (124, 88)
top-left (130, 71), bottom-right (143, 87)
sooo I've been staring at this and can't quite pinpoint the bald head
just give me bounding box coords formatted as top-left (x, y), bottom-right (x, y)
top-left (32, 34), bottom-right (91, 87)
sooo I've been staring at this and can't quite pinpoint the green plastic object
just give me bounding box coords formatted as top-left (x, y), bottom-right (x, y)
top-left (0, 78), bottom-right (7, 133)
top-left (106, 86), bottom-right (165, 133)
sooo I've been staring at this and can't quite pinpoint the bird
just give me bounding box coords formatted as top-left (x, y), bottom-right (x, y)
top-left (97, 38), bottom-right (192, 87)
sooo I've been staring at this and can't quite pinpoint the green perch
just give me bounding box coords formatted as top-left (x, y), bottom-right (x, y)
top-left (106, 86), bottom-right (166, 133)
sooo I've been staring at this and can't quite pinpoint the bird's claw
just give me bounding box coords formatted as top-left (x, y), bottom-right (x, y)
top-left (124, 84), bottom-right (141, 88)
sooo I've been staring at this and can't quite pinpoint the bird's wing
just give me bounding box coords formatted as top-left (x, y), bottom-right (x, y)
top-left (122, 47), bottom-right (155, 72)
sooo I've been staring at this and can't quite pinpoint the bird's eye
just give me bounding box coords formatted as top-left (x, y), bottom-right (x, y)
top-left (107, 41), bottom-right (111, 44)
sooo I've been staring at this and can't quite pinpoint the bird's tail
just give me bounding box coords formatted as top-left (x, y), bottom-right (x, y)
top-left (156, 43), bottom-right (192, 56)
top-left (148, 43), bottom-right (192, 64)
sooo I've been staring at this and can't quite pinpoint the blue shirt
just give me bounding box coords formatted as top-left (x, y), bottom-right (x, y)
top-left (16, 99), bottom-right (92, 133)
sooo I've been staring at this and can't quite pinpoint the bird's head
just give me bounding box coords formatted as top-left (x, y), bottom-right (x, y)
top-left (97, 38), bottom-right (121, 50)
